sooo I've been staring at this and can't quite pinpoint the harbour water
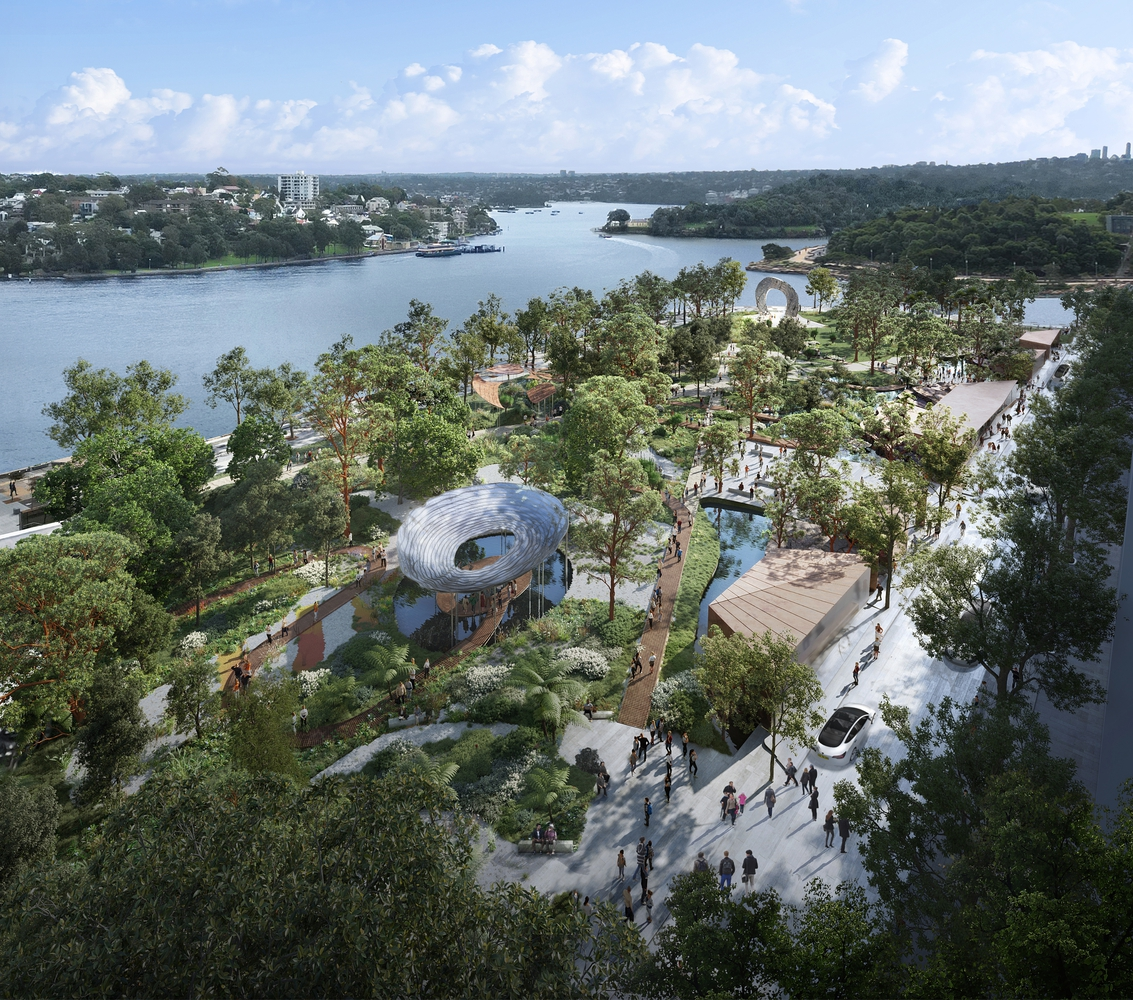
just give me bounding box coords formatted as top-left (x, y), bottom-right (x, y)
top-left (0, 202), bottom-right (1071, 469)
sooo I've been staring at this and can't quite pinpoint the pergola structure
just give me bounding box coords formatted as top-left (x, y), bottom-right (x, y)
top-left (397, 483), bottom-right (569, 593)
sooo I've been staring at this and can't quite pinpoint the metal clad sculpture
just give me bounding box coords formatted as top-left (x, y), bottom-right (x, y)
top-left (397, 483), bottom-right (569, 593)
top-left (754, 276), bottom-right (800, 318)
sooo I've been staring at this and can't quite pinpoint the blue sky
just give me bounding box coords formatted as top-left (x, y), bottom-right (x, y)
top-left (1, 0), bottom-right (1131, 173)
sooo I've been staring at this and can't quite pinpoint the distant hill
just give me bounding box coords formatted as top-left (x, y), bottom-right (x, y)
top-left (103, 156), bottom-right (1133, 208)
top-left (824, 195), bottom-right (1125, 277)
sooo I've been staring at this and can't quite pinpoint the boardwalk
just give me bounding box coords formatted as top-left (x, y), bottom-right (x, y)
top-left (618, 492), bottom-right (694, 728)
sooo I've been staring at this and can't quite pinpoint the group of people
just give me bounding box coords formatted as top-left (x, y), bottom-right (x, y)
top-left (629, 647), bottom-right (656, 678)
top-left (530, 823), bottom-right (558, 853)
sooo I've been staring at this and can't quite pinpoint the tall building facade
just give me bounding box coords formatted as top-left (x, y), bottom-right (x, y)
top-left (278, 171), bottom-right (319, 205)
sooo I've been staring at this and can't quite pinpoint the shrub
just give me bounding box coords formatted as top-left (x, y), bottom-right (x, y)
top-left (574, 747), bottom-right (601, 774)
top-left (556, 648), bottom-right (610, 681)
top-left (497, 726), bottom-right (543, 759)
top-left (467, 689), bottom-right (525, 724)
top-left (178, 632), bottom-right (208, 656)
top-left (593, 604), bottom-right (644, 647)
top-left (462, 663), bottom-right (513, 704)
top-left (361, 738), bottom-right (420, 777)
top-left (459, 750), bottom-right (541, 823)
top-left (651, 671), bottom-right (707, 723)
top-left (298, 668), bottom-right (331, 700)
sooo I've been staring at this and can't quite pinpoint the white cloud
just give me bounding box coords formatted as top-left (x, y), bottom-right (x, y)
top-left (847, 38), bottom-right (908, 102)
top-left (469, 43), bottom-right (502, 59)
top-left (933, 41), bottom-right (1133, 158)
top-left (0, 44), bottom-right (840, 172)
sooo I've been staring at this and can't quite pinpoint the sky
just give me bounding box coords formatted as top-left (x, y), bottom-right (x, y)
top-left (1, 0), bottom-right (1131, 175)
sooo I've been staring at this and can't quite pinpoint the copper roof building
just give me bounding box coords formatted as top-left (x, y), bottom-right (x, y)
top-left (707, 549), bottom-right (871, 665)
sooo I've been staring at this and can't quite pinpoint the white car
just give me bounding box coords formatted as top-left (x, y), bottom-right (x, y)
top-left (814, 705), bottom-right (875, 766)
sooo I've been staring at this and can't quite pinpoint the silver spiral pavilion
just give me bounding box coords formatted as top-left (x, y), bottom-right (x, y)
top-left (396, 483), bottom-right (569, 593)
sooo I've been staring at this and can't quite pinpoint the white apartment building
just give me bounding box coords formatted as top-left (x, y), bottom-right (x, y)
top-left (278, 171), bottom-right (319, 205)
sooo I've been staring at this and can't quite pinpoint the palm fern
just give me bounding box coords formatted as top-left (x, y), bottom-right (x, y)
top-left (397, 752), bottom-right (459, 789)
top-left (361, 642), bottom-right (411, 696)
top-left (522, 765), bottom-right (579, 824)
top-left (507, 658), bottom-right (586, 738)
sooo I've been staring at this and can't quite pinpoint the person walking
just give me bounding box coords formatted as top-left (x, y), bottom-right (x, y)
top-left (738, 791), bottom-right (746, 815)
top-left (741, 850), bottom-right (758, 889)
top-left (623, 886), bottom-right (635, 923)
top-left (809, 766), bottom-right (819, 793)
top-left (689, 749), bottom-right (698, 777)
top-left (809, 787), bottom-right (820, 821)
top-left (645, 889), bottom-right (655, 924)
top-left (764, 786), bottom-right (777, 819)
top-left (665, 756), bottom-right (672, 781)
top-left (629, 747), bottom-right (638, 775)
top-left (664, 773), bottom-right (672, 803)
top-left (682, 732), bottom-right (689, 757)
top-left (648, 652), bottom-right (656, 674)
top-left (665, 730), bottom-right (673, 756)
top-left (693, 852), bottom-right (710, 873)
top-left (638, 733), bottom-right (648, 764)
top-left (597, 771), bottom-right (608, 798)
top-left (800, 765), bottom-right (812, 795)
top-left (838, 815), bottom-right (851, 853)
top-left (852, 661), bottom-right (860, 687)
top-left (600, 760), bottom-right (610, 789)
top-left (644, 797), bottom-right (652, 827)
top-left (646, 839), bottom-right (655, 872)
top-left (728, 794), bottom-right (739, 826)
top-left (824, 810), bottom-right (836, 848)
top-left (636, 836), bottom-right (648, 876)
top-left (719, 851), bottom-right (735, 889)
top-left (617, 849), bottom-right (627, 882)
top-left (647, 609), bottom-right (655, 631)
top-left (784, 758), bottom-right (798, 787)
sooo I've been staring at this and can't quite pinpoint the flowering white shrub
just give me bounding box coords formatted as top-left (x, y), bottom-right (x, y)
top-left (299, 667), bottom-right (331, 699)
top-left (293, 561), bottom-right (328, 586)
top-left (178, 632), bottom-right (209, 656)
top-left (459, 750), bottom-right (541, 822)
top-left (556, 647), bottom-right (610, 681)
top-left (462, 663), bottom-right (513, 704)
top-left (650, 671), bottom-right (705, 717)
top-left (369, 631), bottom-right (391, 647)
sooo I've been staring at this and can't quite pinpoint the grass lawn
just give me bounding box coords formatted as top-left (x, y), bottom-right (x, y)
top-left (1060, 212), bottom-right (1103, 227)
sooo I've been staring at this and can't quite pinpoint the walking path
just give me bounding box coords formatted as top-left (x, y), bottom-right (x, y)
top-left (618, 493), bottom-right (694, 728)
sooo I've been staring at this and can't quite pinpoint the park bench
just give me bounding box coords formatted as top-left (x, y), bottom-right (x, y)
top-left (517, 839), bottom-right (576, 855)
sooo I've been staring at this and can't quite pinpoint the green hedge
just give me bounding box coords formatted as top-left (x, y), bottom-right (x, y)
top-left (661, 507), bottom-right (720, 678)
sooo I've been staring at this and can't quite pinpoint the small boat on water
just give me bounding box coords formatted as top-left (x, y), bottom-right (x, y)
top-left (416, 244), bottom-right (461, 258)
top-left (461, 244), bottom-right (503, 254)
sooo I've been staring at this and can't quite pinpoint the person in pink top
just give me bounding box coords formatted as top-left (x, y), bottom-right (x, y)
top-left (738, 792), bottom-right (747, 816)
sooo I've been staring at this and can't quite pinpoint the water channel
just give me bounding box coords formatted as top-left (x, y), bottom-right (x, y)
top-left (696, 502), bottom-right (770, 647)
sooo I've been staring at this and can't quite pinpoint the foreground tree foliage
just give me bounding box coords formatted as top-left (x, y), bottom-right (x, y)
top-left (835, 697), bottom-right (1133, 998)
top-left (633, 872), bottom-right (902, 999)
top-left (0, 532), bottom-right (146, 742)
top-left (0, 770), bottom-right (644, 998)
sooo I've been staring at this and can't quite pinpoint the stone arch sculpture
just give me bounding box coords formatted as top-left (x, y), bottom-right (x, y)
top-left (754, 276), bottom-right (800, 318)
top-left (396, 483), bottom-right (568, 593)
